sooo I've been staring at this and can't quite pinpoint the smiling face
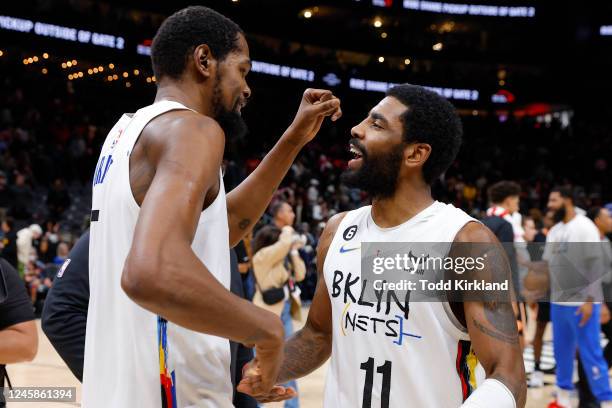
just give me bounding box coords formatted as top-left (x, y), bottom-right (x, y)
top-left (341, 96), bottom-right (412, 199)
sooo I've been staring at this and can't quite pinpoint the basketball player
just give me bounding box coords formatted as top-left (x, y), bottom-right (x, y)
top-left (238, 84), bottom-right (526, 407)
top-left (83, 6), bottom-right (341, 408)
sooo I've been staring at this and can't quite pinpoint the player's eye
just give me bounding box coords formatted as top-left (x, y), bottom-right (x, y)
top-left (371, 122), bottom-right (383, 129)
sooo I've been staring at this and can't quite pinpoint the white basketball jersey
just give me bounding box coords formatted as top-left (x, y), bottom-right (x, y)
top-left (323, 201), bottom-right (484, 408)
top-left (83, 101), bottom-right (233, 408)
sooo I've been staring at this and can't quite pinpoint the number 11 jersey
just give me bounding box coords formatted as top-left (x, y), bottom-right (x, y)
top-left (323, 202), bottom-right (484, 408)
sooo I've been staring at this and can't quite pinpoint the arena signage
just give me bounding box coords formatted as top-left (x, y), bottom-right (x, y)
top-left (402, 1), bottom-right (536, 17)
top-left (250, 60), bottom-right (315, 82)
top-left (349, 78), bottom-right (479, 101)
top-left (0, 15), bottom-right (125, 49)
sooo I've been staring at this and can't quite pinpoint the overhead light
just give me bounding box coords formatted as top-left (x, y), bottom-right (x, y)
top-left (78, 72), bottom-right (83, 78)
top-left (126, 82), bottom-right (131, 88)
top-left (499, 79), bottom-right (505, 86)
top-left (23, 59), bottom-right (28, 65)
top-left (98, 66), bottom-right (104, 71)
top-left (112, 74), bottom-right (118, 80)
top-left (133, 69), bottom-right (140, 76)
top-left (68, 74), bottom-right (73, 80)
top-left (378, 56), bottom-right (385, 63)
top-left (109, 63), bottom-right (115, 69)
top-left (122, 72), bottom-right (129, 78)
top-left (472, 110), bottom-right (478, 116)
top-left (0, 50), bottom-right (4, 57)
top-left (432, 42), bottom-right (443, 51)
top-left (93, 68), bottom-right (99, 73)
top-left (303, 10), bottom-right (312, 18)
top-left (41, 68), bottom-right (48, 74)
top-left (107, 75), bottom-right (113, 81)
top-left (404, 58), bottom-right (411, 65)
top-left (72, 60), bottom-right (77, 65)
top-left (32, 56), bottom-right (38, 62)
top-left (61, 62), bottom-right (67, 69)
top-left (373, 18), bottom-right (383, 28)
top-left (27, 57), bottom-right (33, 63)
top-left (381, 32), bottom-right (388, 39)
top-left (42, 53), bottom-right (49, 59)
top-left (146, 77), bottom-right (152, 83)
top-left (66, 61), bottom-right (72, 67)
top-left (88, 69), bottom-right (93, 75)
top-left (152, 76), bottom-right (156, 82)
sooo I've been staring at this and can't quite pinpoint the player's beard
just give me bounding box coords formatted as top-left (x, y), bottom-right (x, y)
top-left (212, 76), bottom-right (248, 143)
top-left (552, 206), bottom-right (566, 223)
top-left (340, 139), bottom-right (404, 199)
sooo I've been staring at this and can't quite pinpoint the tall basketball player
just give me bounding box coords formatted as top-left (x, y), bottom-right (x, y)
top-left (239, 84), bottom-right (527, 407)
top-left (83, 6), bottom-right (341, 408)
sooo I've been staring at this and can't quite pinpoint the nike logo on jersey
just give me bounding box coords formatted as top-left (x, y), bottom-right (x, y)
top-left (339, 245), bottom-right (360, 253)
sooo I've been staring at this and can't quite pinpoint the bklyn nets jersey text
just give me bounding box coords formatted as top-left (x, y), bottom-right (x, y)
top-left (323, 202), bottom-right (485, 408)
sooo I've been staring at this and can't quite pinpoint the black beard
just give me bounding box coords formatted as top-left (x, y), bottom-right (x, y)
top-left (340, 139), bottom-right (404, 199)
top-left (553, 207), bottom-right (566, 223)
top-left (212, 78), bottom-right (248, 142)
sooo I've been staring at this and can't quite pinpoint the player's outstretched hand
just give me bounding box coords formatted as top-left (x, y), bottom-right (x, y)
top-left (237, 358), bottom-right (298, 403)
top-left (285, 88), bottom-right (342, 145)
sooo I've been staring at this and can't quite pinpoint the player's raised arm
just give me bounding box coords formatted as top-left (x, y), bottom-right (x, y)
top-left (121, 111), bottom-right (284, 392)
top-left (237, 212), bottom-right (346, 402)
top-left (450, 222), bottom-right (527, 408)
top-left (226, 89), bottom-right (342, 246)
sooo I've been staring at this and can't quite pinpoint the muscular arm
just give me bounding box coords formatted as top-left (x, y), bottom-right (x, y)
top-left (226, 89), bottom-right (341, 246)
top-left (0, 321), bottom-right (38, 363)
top-left (276, 212), bottom-right (346, 383)
top-left (121, 112), bottom-right (283, 350)
top-left (451, 222), bottom-right (527, 407)
top-left (237, 213), bottom-right (346, 400)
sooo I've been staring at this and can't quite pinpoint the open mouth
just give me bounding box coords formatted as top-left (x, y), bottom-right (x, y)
top-left (348, 143), bottom-right (364, 169)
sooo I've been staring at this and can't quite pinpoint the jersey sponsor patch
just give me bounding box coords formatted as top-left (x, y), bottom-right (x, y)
top-left (56, 258), bottom-right (71, 278)
top-left (343, 225), bottom-right (358, 241)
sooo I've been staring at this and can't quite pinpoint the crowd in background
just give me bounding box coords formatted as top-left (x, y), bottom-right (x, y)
top-left (1, 58), bottom-right (611, 316)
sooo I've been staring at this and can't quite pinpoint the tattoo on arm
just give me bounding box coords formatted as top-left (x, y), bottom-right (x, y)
top-left (238, 219), bottom-right (251, 230)
top-left (472, 317), bottom-right (518, 345)
top-left (278, 326), bottom-right (331, 383)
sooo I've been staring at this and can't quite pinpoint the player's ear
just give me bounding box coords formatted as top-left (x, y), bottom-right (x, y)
top-left (193, 44), bottom-right (215, 80)
top-left (403, 143), bottom-right (431, 168)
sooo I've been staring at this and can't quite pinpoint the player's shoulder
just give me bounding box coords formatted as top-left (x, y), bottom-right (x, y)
top-left (454, 219), bottom-right (498, 244)
top-left (321, 212), bottom-right (350, 241)
top-left (143, 109), bottom-right (224, 148)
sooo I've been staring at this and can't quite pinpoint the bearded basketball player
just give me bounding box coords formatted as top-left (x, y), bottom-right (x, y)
top-left (82, 6), bottom-right (341, 408)
top-left (239, 84), bottom-right (527, 407)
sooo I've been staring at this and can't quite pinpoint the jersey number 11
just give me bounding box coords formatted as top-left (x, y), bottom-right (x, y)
top-left (360, 357), bottom-right (392, 408)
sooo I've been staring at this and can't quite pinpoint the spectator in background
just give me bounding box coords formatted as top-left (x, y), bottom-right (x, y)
top-left (482, 182), bottom-right (521, 292)
top-left (252, 201), bottom-right (305, 408)
top-left (545, 187), bottom-right (612, 408)
top-left (0, 258), bottom-right (38, 408)
top-left (16, 224), bottom-right (42, 278)
top-left (0, 218), bottom-right (17, 268)
top-left (47, 178), bottom-right (71, 220)
top-left (9, 173), bottom-right (33, 221)
top-left (53, 242), bottom-right (70, 266)
top-left (577, 206), bottom-right (612, 407)
top-left (0, 172), bottom-right (9, 220)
